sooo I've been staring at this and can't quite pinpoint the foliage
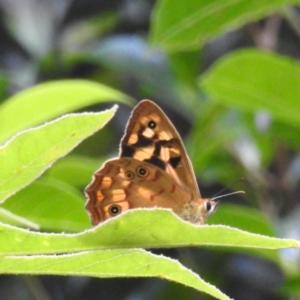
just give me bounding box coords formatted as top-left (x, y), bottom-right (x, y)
top-left (0, 0), bottom-right (300, 299)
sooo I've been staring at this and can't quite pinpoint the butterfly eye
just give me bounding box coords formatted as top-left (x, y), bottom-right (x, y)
top-left (108, 204), bottom-right (122, 216)
top-left (125, 171), bottom-right (134, 179)
top-left (205, 201), bottom-right (212, 212)
top-left (148, 120), bottom-right (156, 129)
top-left (137, 167), bottom-right (149, 177)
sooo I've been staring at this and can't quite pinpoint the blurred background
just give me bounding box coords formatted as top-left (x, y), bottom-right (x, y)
top-left (0, 0), bottom-right (300, 299)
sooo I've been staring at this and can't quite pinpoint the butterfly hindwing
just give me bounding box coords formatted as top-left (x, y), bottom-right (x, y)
top-left (85, 158), bottom-right (191, 224)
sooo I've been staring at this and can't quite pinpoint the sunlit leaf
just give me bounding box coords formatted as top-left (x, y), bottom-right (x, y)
top-left (46, 155), bottom-right (106, 188)
top-left (0, 79), bottom-right (132, 143)
top-left (0, 107), bottom-right (117, 202)
top-left (0, 249), bottom-right (230, 300)
top-left (1, 177), bottom-right (89, 232)
top-left (150, 0), bottom-right (300, 51)
top-left (0, 209), bottom-right (297, 255)
top-left (200, 49), bottom-right (300, 128)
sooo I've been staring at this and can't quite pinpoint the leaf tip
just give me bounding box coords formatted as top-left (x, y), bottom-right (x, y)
top-left (293, 240), bottom-right (300, 248)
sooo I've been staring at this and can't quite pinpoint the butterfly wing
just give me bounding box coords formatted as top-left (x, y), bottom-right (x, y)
top-left (120, 100), bottom-right (200, 200)
top-left (85, 158), bottom-right (192, 224)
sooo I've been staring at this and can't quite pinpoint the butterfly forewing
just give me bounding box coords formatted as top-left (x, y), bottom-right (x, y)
top-left (120, 100), bottom-right (200, 200)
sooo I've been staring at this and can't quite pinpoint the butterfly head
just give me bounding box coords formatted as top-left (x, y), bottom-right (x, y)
top-left (182, 198), bottom-right (218, 225)
top-left (196, 190), bottom-right (245, 224)
top-left (197, 198), bottom-right (218, 224)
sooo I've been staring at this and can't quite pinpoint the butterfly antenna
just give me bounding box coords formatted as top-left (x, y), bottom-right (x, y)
top-left (212, 178), bottom-right (245, 198)
top-left (211, 190), bottom-right (245, 202)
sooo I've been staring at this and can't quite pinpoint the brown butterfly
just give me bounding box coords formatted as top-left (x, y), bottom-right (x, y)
top-left (85, 100), bottom-right (218, 226)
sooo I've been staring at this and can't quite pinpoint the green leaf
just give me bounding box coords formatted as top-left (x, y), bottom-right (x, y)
top-left (46, 155), bottom-right (106, 188)
top-left (0, 107), bottom-right (117, 203)
top-left (0, 208), bottom-right (39, 229)
top-left (0, 177), bottom-right (90, 232)
top-left (0, 71), bottom-right (8, 100)
top-left (150, 0), bottom-right (300, 51)
top-left (0, 249), bottom-right (230, 300)
top-left (270, 120), bottom-right (300, 150)
top-left (0, 210), bottom-right (297, 256)
top-left (209, 204), bottom-right (281, 262)
top-left (0, 209), bottom-right (297, 300)
top-left (0, 79), bottom-right (133, 143)
top-left (187, 102), bottom-right (240, 179)
top-left (200, 49), bottom-right (300, 128)
top-left (280, 275), bottom-right (300, 296)
top-left (169, 51), bottom-right (201, 88)
top-left (209, 204), bottom-right (275, 236)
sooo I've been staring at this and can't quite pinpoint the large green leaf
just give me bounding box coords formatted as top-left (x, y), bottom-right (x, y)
top-left (0, 177), bottom-right (90, 232)
top-left (0, 249), bottom-right (230, 300)
top-left (0, 209), bottom-right (297, 300)
top-left (46, 155), bottom-right (106, 188)
top-left (208, 204), bottom-right (281, 262)
top-left (150, 0), bottom-right (300, 51)
top-left (209, 204), bottom-right (275, 236)
top-left (280, 275), bottom-right (300, 296)
top-left (0, 107), bottom-right (117, 203)
top-left (0, 209), bottom-right (297, 255)
top-left (200, 49), bottom-right (300, 127)
top-left (0, 79), bottom-right (133, 143)
top-left (0, 208), bottom-right (39, 229)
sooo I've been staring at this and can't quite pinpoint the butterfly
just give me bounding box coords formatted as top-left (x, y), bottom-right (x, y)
top-left (85, 100), bottom-right (218, 225)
